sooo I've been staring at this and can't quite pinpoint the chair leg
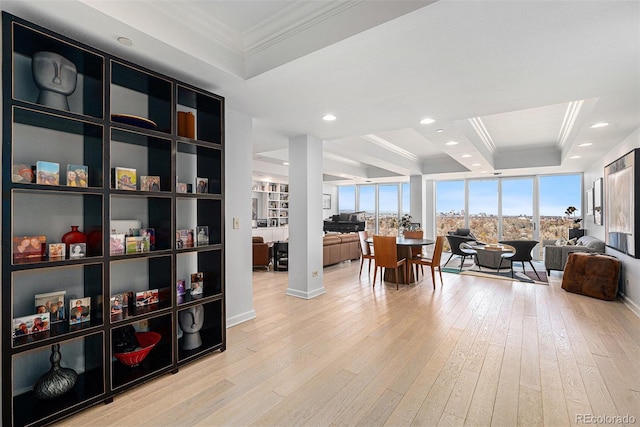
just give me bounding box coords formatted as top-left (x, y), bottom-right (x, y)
top-left (459, 255), bottom-right (466, 272)
top-left (430, 265), bottom-right (436, 289)
top-left (395, 267), bottom-right (399, 290)
top-left (372, 264), bottom-right (378, 288)
top-left (359, 258), bottom-right (364, 277)
top-left (444, 253), bottom-right (454, 267)
top-left (438, 266), bottom-right (443, 284)
top-left (528, 261), bottom-right (541, 280)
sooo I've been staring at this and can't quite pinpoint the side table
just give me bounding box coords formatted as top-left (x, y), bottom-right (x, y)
top-left (273, 241), bottom-right (289, 271)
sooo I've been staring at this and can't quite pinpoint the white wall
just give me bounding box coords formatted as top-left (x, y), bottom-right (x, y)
top-left (224, 109), bottom-right (256, 326)
top-left (584, 127), bottom-right (640, 316)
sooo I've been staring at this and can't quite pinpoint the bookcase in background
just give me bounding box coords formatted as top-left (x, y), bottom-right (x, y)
top-left (2, 12), bottom-right (225, 426)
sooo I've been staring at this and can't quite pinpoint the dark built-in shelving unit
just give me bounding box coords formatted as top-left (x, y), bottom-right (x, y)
top-left (2, 12), bottom-right (225, 426)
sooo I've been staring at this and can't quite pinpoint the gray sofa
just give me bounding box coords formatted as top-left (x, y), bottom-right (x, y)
top-left (543, 235), bottom-right (605, 274)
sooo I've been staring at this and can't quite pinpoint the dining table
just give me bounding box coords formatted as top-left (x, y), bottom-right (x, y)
top-left (366, 237), bottom-right (435, 284)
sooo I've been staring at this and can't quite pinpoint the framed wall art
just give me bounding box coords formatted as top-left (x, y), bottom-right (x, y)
top-left (322, 193), bottom-right (331, 210)
top-left (604, 149), bottom-right (639, 258)
top-left (593, 177), bottom-right (603, 226)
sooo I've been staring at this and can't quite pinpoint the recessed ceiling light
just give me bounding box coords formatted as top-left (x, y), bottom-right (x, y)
top-left (322, 114), bottom-right (337, 121)
top-left (472, 163), bottom-right (481, 167)
top-left (283, 162), bottom-right (289, 166)
top-left (445, 141), bottom-right (459, 146)
top-left (461, 154), bottom-right (472, 158)
top-left (419, 117), bottom-right (436, 125)
top-left (436, 129), bottom-right (444, 133)
top-left (480, 170), bottom-right (488, 173)
top-left (117, 36), bottom-right (133, 46)
top-left (589, 122), bottom-right (609, 128)
top-left (570, 155), bottom-right (582, 159)
top-left (577, 142), bottom-right (593, 147)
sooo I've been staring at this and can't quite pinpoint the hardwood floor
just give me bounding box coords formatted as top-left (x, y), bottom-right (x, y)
top-left (58, 261), bottom-right (640, 426)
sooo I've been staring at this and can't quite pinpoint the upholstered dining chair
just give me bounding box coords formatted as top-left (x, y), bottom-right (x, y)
top-left (444, 234), bottom-right (477, 272)
top-left (408, 235), bottom-right (445, 288)
top-left (497, 240), bottom-right (541, 280)
top-left (358, 231), bottom-right (375, 277)
top-left (372, 235), bottom-right (408, 290)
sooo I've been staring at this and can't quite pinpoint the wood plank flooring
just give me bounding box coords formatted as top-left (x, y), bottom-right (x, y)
top-left (57, 261), bottom-right (640, 426)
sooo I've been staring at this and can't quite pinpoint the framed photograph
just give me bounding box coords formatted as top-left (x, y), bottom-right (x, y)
top-left (195, 177), bottom-right (208, 194)
top-left (594, 177), bottom-right (603, 226)
top-left (586, 188), bottom-right (594, 216)
top-left (190, 272), bottom-right (204, 295)
top-left (36, 161), bottom-right (59, 185)
top-left (13, 235), bottom-right (46, 262)
top-left (13, 313), bottom-right (50, 338)
top-left (114, 167), bottom-right (137, 190)
top-left (69, 297), bottom-right (90, 325)
top-left (604, 149), bottom-right (639, 258)
top-left (135, 289), bottom-right (159, 307)
top-left (69, 243), bottom-right (86, 259)
top-left (110, 233), bottom-right (125, 255)
top-left (176, 182), bottom-right (188, 193)
top-left (140, 228), bottom-right (155, 251)
top-left (140, 175), bottom-right (160, 192)
top-left (110, 294), bottom-right (124, 315)
top-left (322, 193), bottom-right (331, 209)
top-left (35, 290), bottom-right (66, 322)
top-left (12, 164), bottom-right (35, 183)
top-left (125, 236), bottom-right (147, 254)
top-left (177, 279), bottom-right (186, 296)
top-left (177, 229), bottom-right (194, 248)
top-left (196, 225), bottom-right (209, 246)
top-left (66, 164), bottom-right (88, 187)
top-left (48, 243), bottom-right (65, 260)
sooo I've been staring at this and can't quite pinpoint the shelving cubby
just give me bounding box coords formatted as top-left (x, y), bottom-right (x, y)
top-left (3, 11), bottom-right (225, 426)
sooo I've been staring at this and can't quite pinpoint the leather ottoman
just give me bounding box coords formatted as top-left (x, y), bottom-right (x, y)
top-left (561, 252), bottom-right (621, 300)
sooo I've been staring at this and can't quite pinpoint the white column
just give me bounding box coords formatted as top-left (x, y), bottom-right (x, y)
top-left (286, 134), bottom-right (325, 299)
top-left (409, 175), bottom-right (424, 230)
top-left (424, 180), bottom-right (436, 240)
top-left (225, 109), bottom-right (256, 326)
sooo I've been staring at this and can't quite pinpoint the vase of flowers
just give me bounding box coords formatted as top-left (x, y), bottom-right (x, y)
top-left (565, 206), bottom-right (582, 228)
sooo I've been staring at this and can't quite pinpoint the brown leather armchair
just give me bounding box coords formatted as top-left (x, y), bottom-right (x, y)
top-left (252, 236), bottom-right (271, 270)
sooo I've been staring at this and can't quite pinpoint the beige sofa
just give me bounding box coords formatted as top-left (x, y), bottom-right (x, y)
top-left (543, 235), bottom-right (605, 273)
top-left (323, 233), bottom-right (361, 266)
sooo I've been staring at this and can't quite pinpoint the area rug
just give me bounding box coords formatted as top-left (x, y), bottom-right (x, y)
top-left (441, 265), bottom-right (548, 284)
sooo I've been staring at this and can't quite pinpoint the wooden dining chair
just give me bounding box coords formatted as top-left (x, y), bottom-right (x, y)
top-left (372, 235), bottom-right (408, 290)
top-left (358, 230), bottom-right (375, 277)
top-left (403, 230), bottom-right (424, 277)
top-left (408, 235), bottom-right (445, 288)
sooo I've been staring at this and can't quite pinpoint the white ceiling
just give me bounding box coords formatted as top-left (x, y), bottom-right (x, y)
top-left (5, 0), bottom-right (639, 185)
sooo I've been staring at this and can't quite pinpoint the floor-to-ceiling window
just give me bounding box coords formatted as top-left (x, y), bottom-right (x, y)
top-left (335, 182), bottom-right (409, 234)
top-left (436, 174), bottom-right (582, 256)
top-left (502, 178), bottom-right (534, 241)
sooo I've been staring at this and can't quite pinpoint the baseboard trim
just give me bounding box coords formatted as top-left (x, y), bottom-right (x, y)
top-left (226, 309), bottom-right (257, 328)
top-left (285, 287), bottom-right (326, 299)
top-left (619, 292), bottom-right (640, 318)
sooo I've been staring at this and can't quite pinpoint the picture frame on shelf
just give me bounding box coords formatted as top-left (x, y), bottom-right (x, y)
top-left (135, 289), bottom-right (159, 307)
top-left (69, 297), bottom-right (90, 325)
top-left (113, 167), bottom-right (137, 190)
top-left (177, 229), bottom-right (194, 248)
top-left (69, 243), bottom-right (86, 259)
top-left (12, 313), bottom-right (50, 338)
top-left (140, 228), bottom-right (155, 250)
top-left (110, 294), bottom-right (124, 315)
top-left (66, 164), bottom-right (88, 187)
top-left (196, 225), bottom-right (209, 246)
top-left (190, 272), bottom-right (204, 296)
top-left (177, 279), bottom-right (186, 296)
top-left (110, 233), bottom-right (125, 255)
top-left (34, 290), bottom-right (66, 323)
top-left (125, 236), bottom-right (147, 254)
top-left (48, 243), bottom-right (65, 260)
top-left (176, 182), bottom-right (188, 193)
top-left (195, 177), bottom-right (208, 194)
top-left (140, 175), bottom-right (160, 192)
top-left (36, 161), bottom-right (59, 185)
top-left (13, 235), bottom-right (46, 263)
top-left (12, 164), bottom-right (35, 183)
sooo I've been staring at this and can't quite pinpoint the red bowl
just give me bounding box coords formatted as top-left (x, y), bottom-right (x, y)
top-left (113, 331), bottom-right (161, 367)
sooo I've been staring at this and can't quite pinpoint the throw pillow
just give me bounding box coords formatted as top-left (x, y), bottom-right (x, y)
top-left (555, 239), bottom-right (566, 246)
top-left (567, 238), bottom-right (577, 245)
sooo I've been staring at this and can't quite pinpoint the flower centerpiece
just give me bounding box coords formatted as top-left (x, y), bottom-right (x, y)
top-left (565, 206), bottom-right (582, 228)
